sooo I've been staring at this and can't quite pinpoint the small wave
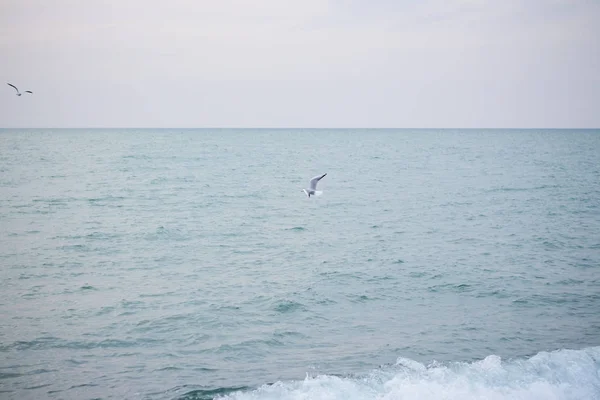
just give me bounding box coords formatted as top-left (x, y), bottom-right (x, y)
top-left (174, 386), bottom-right (249, 400)
top-left (60, 244), bottom-right (88, 252)
top-left (348, 294), bottom-right (380, 303)
top-left (144, 226), bottom-right (189, 241)
top-left (287, 227), bottom-right (306, 231)
top-left (24, 383), bottom-right (52, 390)
top-left (486, 184), bottom-right (561, 193)
top-left (0, 371), bottom-right (23, 379)
top-left (122, 154), bottom-right (151, 160)
top-left (315, 298), bottom-right (337, 306)
top-left (68, 383), bottom-right (98, 389)
top-left (88, 195), bottom-right (125, 203)
top-left (84, 232), bottom-right (122, 240)
top-left (213, 339), bottom-right (285, 357)
top-left (2, 337), bottom-right (163, 351)
top-left (273, 300), bottom-right (305, 313)
top-left (214, 346), bottom-right (600, 400)
top-left (273, 331), bottom-right (307, 340)
top-left (428, 283), bottom-right (474, 293)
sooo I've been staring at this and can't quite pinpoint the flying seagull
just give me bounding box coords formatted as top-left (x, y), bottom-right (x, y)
top-left (302, 173), bottom-right (327, 198)
top-left (7, 83), bottom-right (32, 96)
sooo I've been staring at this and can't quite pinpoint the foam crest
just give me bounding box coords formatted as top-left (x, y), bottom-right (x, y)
top-left (218, 347), bottom-right (600, 400)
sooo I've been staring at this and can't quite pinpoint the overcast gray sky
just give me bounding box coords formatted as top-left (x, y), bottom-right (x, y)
top-left (1, 0), bottom-right (599, 128)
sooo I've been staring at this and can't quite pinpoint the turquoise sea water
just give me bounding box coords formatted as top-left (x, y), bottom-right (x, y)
top-left (1, 128), bottom-right (599, 400)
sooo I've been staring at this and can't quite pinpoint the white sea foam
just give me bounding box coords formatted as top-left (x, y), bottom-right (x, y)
top-left (220, 346), bottom-right (600, 400)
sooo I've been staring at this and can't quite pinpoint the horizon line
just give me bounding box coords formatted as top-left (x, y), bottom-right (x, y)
top-left (1, 127), bottom-right (599, 130)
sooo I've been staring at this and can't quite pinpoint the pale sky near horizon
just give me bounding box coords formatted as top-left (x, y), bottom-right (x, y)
top-left (1, 0), bottom-right (599, 128)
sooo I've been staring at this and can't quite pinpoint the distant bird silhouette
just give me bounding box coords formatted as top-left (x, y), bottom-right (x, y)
top-left (7, 83), bottom-right (32, 96)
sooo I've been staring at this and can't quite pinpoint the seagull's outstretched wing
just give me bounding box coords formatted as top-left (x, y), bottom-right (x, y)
top-left (7, 83), bottom-right (19, 93)
top-left (25, 91), bottom-right (32, 94)
top-left (309, 173), bottom-right (327, 190)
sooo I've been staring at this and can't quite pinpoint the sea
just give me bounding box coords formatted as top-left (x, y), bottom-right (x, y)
top-left (1, 128), bottom-right (599, 400)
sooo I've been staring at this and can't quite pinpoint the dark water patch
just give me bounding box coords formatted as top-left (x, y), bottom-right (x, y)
top-left (367, 275), bottom-right (395, 282)
top-left (21, 286), bottom-right (46, 298)
top-left (221, 231), bottom-right (243, 237)
top-left (393, 259), bottom-right (405, 264)
top-left (32, 197), bottom-right (78, 204)
top-left (273, 331), bottom-right (307, 340)
top-left (27, 368), bottom-right (58, 375)
top-left (53, 234), bottom-right (84, 240)
top-left (486, 184), bottom-right (561, 193)
top-left (172, 385), bottom-right (250, 400)
top-left (192, 367), bottom-right (218, 372)
top-left (110, 352), bottom-right (142, 358)
top-left (208, 303), bottom-right (241, 311)
top-left (118, 311), bottom-right (138, 317)
top-left (60, 244), bottom-right (88, 252)
top-left (554, 278), bottom-right (585, 285)
top-left (476, 289), bottom-right (510, 299)
top-left (25, 383), bottom-right (52, 390)
top-left (449, 237), bottom-right (481, 244)
top-left (319, 270), bottom-right (368, 281)
top-left (455, 283), bottom-right (473, 292)
top-left (154, 366), bottom-right (184, 372)
top-left (2, 337), bottom-right (165, 351)
top-left (69, 383), bottom-right (98, 389)
top-left (132, 314), bottom-right (205, 334)
top-left (315, 297), bottom-right (337, 306)
top-left (18, 273), bottom-right (43, 280)
top-left (65, 359), bottom-right (87, 366)
top-left (86, 338), bottom-right (163, 350)
top-left (88, 196), bottom-right (126, 202)
top-left (144, 226), bottom-right (189, 241)
top-left (572, 259), bottom-right (598, 269)
top-left (181, 333), bottom-right (212, 346)
top-left (0, 371), bottom-right (23, 379)
top-left (542, 240), bottom-right (564, 249)
top-left (123, 154), bottom-right (151, 160)
top-left (80, 284), bottom-right (95, 290)
top-left (139, 291), bottom-right (176, 298)
top-left (9, 202), bottom-right (33, 209)
top-left (273, 300), bottom-right (305, 313)
top-left (512, 298), bottom-right (532, 306)
top-left (213, 339), bottom-right (284, 359)
top-left (119, 300), bottom-right (146, 309)
top-left (349, 294), bottom-right (377, 303)
top-left (233, 249), bottom-right (255, 255)
top-left (85, 231), bottom-right (122, 240)
top-left (287, 226), bottom-right (306, 231)
top-left (428, 283), bottom-right (473, 293)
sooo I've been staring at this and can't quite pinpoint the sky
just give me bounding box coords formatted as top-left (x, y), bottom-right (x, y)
top-left (1, 0), bottom-right (599, 128)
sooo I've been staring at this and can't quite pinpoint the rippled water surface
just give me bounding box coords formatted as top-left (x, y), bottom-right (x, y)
top-left (1, 129), bottom-right (599, 399)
